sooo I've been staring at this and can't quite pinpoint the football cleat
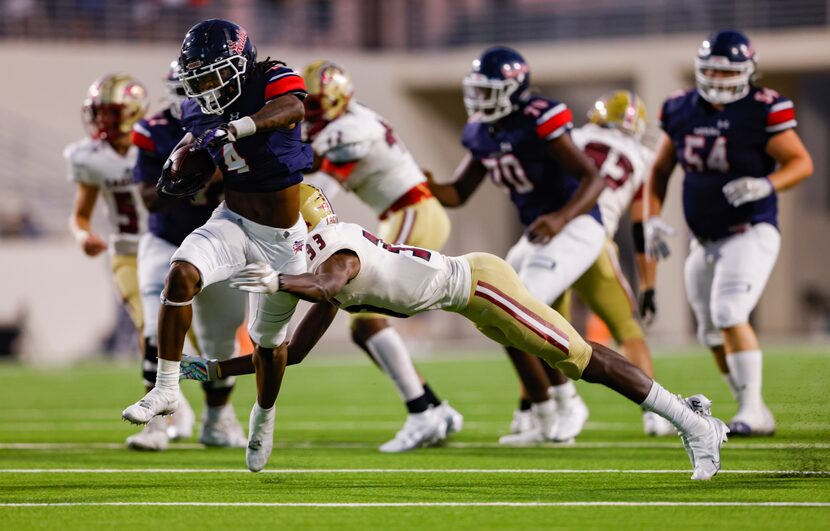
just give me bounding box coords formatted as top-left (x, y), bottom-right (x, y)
top-left (379, 407), bottom-right (447, 453)
top-left (200, 405), bottom-right (247, 448)
top-left (167, 390), bottom-right (195, 440)
top-left (126, 416), bottom-right (170, 451)
top-left (179, 354), bottom-right (219, 382)
top-left (122, 387), bottom-right (178, 425)
top-left (246, 402), bottom-right (276, 472)
top-left (499, 399), bottom-right (557, 444)
top-left (728, 404), bottom-right (776, 436)
top-left (552, 395), bottom-right (589, 442)
top-left (643, 411), bottom-right (677, 437)
top-left (435, 401), bottom-right (464, 436)
top-left (678, 394), bottom-right (729, 480)
top-left (509, 409), bottom-right (539, 434)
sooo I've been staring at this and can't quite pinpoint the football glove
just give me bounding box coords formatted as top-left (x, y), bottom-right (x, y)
top-left (229, 262), bottom-right (282, 294)
top-left (644, 217), bottom-right (676, 261)
top-left (194, 124), bottom-right (236, 151)
top-left (179, 354), bottom-right (220, 382)
top-left (156, 157), bottom-right (208, 199)
top-left (722, 176), bottom-right (773, 207)
top-left (639, 288), bottom-right (657, 326)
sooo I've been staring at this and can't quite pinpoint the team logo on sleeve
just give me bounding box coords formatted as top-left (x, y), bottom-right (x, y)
top-left (293, 240), bottom-right (305, 254)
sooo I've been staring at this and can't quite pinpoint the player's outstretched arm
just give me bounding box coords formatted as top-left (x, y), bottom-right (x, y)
top-left (426, 154), bottom-right (487, 207)
top-left (69, 183), bottom-right (107, 257)
top-left (286, 301), bottom-right (339, 365)
top-left (631, 196), bottom-right (657, 324)
top-left (248, 93), bottom-right (305, 132)
top-left (642, 133), bottom-right (678, 261)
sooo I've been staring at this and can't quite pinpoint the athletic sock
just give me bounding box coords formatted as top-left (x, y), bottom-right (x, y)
top-left (422, 383), bottom-right (441, 407)
top-left (519, 398), bottom-right (532, 411)
top-left (641, 381), bottom-right (707, 434)
top-left (156, 359), bottom-right (180, 393)
top-left (721, 373), bottom-right (739, 401)
top-left (365, 327), bottom-right (424, 402)
top-left (725, 349), bottom-right (763, 412)
top-left (142, 338), bottom-right (159, 388)
top-left (550, 381), bottom-right (577, 403)
top-left (405, 394), bottom-right (430, 414)
top-left (204, 404), bottom-right (227, 424)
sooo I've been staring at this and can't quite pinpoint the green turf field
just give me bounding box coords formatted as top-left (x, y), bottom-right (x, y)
top-left (0, 345), bottom-right (828, 530)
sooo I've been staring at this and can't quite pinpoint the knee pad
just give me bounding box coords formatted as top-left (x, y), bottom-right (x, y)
top-left (142, 338), bottom-right (158, 387)
top-left (711, 299), bottom-right (746, 330)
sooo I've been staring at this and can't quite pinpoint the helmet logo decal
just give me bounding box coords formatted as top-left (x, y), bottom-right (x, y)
top-left (228, 28), bottom-right (247, 55)
top-left (186, 59), bottom-right (202, 70)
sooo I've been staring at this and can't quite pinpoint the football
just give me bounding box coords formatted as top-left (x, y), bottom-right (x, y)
top-left (167, 142), bottom-right (217, 184)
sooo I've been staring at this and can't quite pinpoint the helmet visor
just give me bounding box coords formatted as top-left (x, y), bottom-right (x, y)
top-left (180, 57), bottom-right (247, 114)
top-left (463, 74), bottom-right (515, 122)
top-left (695, 56), bottom-right (753, 105)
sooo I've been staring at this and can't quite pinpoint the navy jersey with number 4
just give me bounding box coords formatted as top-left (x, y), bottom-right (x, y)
top-left (462, 95), bottom-right (601, 226)
top-left (181, 64), bottom-right (313, 193)
top-left (660, 86), bottom-right (797, 241)
top-left (132, 109), bottom-right (222, 246)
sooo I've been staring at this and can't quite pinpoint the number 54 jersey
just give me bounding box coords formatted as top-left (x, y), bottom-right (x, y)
top-left (304, 222), bottom-right (471, 317)
top-left (64, 138), bottom-right (148, 255)
top-left (660, 86), bottom-right (797, 241)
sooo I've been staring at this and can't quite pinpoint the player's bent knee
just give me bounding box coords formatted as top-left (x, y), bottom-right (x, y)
top-left (711, 300), bottom-right (747, 330)
top-left (164, 261), bottom-right (201, 302)
top-left (350, 317), bottom-right (389, 347)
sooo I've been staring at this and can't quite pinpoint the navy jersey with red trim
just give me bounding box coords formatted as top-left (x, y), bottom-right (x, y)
top-left (132, 109), bottom-right (221, 246)
top-left (660, 86), bottom-right (796, 240)
top-left (181, 64), bottom-right (313, 193)
top-left (461, 95), bottom-right (600, 226)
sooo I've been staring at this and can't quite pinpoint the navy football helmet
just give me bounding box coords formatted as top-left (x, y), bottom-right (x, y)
top-left (178, 19), bottom-right (257, 115)
top-left (695, 30), bottom-right (756, 105)
top-left (463, 46), bottom-right (529, 123)
top-left (165, 60), bottom-right (187, 119)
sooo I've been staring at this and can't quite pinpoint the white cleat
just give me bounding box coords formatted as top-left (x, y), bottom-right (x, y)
top-left (125, 416), bottom-right (170, 451)
top-left (728, 404), bottom-right (776, 437)
top-left (499, 399), bottom-right (557, 444)
top-left (552, 395), bottom-right (589, 442)
top-left (246, 402), bottom-right (276, 472)
top-left (509, 409), bottom-right (538, 435)
top-left (168, 390), bottom-right (195, 440)
top-left (122, 387), bottom-right (178, 425)
top-left (643, 411), bottom-right (677, 437)
top-left (435, 401), bottom-right (464, 436)
top-left (379, 407), bottom-right (447, 453)
top-left (680, 394), bottom-right (729, 480)
top-left (200, 405), bottom-right (247, 448)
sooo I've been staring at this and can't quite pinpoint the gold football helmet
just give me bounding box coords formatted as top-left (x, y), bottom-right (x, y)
top-left (302, 60), bottom-right (354, 138)
top-left (82, 73), bottom-right (148, 140)
top-left (299, 183), bottom-right (338, 231)
top-left (587, 90), bottom-right (647, 139)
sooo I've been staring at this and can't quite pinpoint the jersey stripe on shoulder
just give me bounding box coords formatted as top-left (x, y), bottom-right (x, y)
top-left (535, 103), bottom-right (573, 141)
top-left (265, 67), bottom-right (307, 101)
top-left (131, 123), bottom-right (156, 152)
top-left (766, 100), bottom-right (796, 133)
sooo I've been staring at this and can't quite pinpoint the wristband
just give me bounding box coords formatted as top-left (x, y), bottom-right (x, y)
top-left (632, 221), bottom-right (645, 253)
top-left (74, 229), bottom-right (90, 245)
top-left (229, 116), bottom-right (256, 139)
top-left (277, 272), bottom-right (285, 291)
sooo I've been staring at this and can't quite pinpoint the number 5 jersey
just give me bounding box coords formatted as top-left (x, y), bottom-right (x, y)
top-left (64, 138), bottom-right (148, 255)
top-left (660, 86), bottom-right (796, 241)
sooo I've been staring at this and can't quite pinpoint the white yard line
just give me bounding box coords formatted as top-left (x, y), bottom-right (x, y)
top-left (0, 468), bottom-right (827, 475)
top-left (1, 501), bottom-right (828, 508)
top-left (1, 441), bottom-right (828, 450)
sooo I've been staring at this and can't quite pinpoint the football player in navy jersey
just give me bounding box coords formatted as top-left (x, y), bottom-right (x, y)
top-left (428, 46), bottom-right (607, 441)
top-left (645, 30), bottom-right (813, 436)
top-left (122, 19), bottom-right (314, 472)
top-left (127, 60), bottom-right (248, 451)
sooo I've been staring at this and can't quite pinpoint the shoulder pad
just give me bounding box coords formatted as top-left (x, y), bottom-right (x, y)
top-left (63, 138), bottom-right (95, 165)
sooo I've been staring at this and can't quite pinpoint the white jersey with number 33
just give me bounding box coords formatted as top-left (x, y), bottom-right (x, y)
top-left (64, 138), bottom-right (148, 255)
top-left (570, 124), bottom-right (654, 237)
top-left (304, 222), bottom-right (470, 317)
top-left (311, 102), bottom-right (426, 216)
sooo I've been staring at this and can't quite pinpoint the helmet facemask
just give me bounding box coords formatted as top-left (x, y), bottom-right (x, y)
top-left (302, 61), bottom-right (354, 140)
top-left (695, 55), bottom-right (755, 105)
top-left (180, 55), bottom-right (248, 115)
top-left (82, 74), bottom-right (148, 140)
top-left (463, 73), bottom-right (520, 123)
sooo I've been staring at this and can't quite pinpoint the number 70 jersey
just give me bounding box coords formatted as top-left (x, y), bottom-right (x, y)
top-left (304, 222), bottom-right (471, 317)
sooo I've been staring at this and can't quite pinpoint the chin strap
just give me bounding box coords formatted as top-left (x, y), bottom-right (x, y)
top-left (160, 293), bottom-right (194, 307)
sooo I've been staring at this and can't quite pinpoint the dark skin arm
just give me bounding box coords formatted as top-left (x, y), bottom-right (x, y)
top-left (278, 251), bottom-right (361, 303)
top-left (230, 94), bottom-right (305, 135)
top-left (425, 154), bottom-right (488, 207)
top-left (526, 134), bottom-right (605, 244)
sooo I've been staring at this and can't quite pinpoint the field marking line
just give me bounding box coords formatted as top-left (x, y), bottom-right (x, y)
top-left (1, 468), bottom-right (828, 475)
top-left (1, 442), bottom-right (828, 450)
top-left (1, 501), bottom-right (829, 508)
